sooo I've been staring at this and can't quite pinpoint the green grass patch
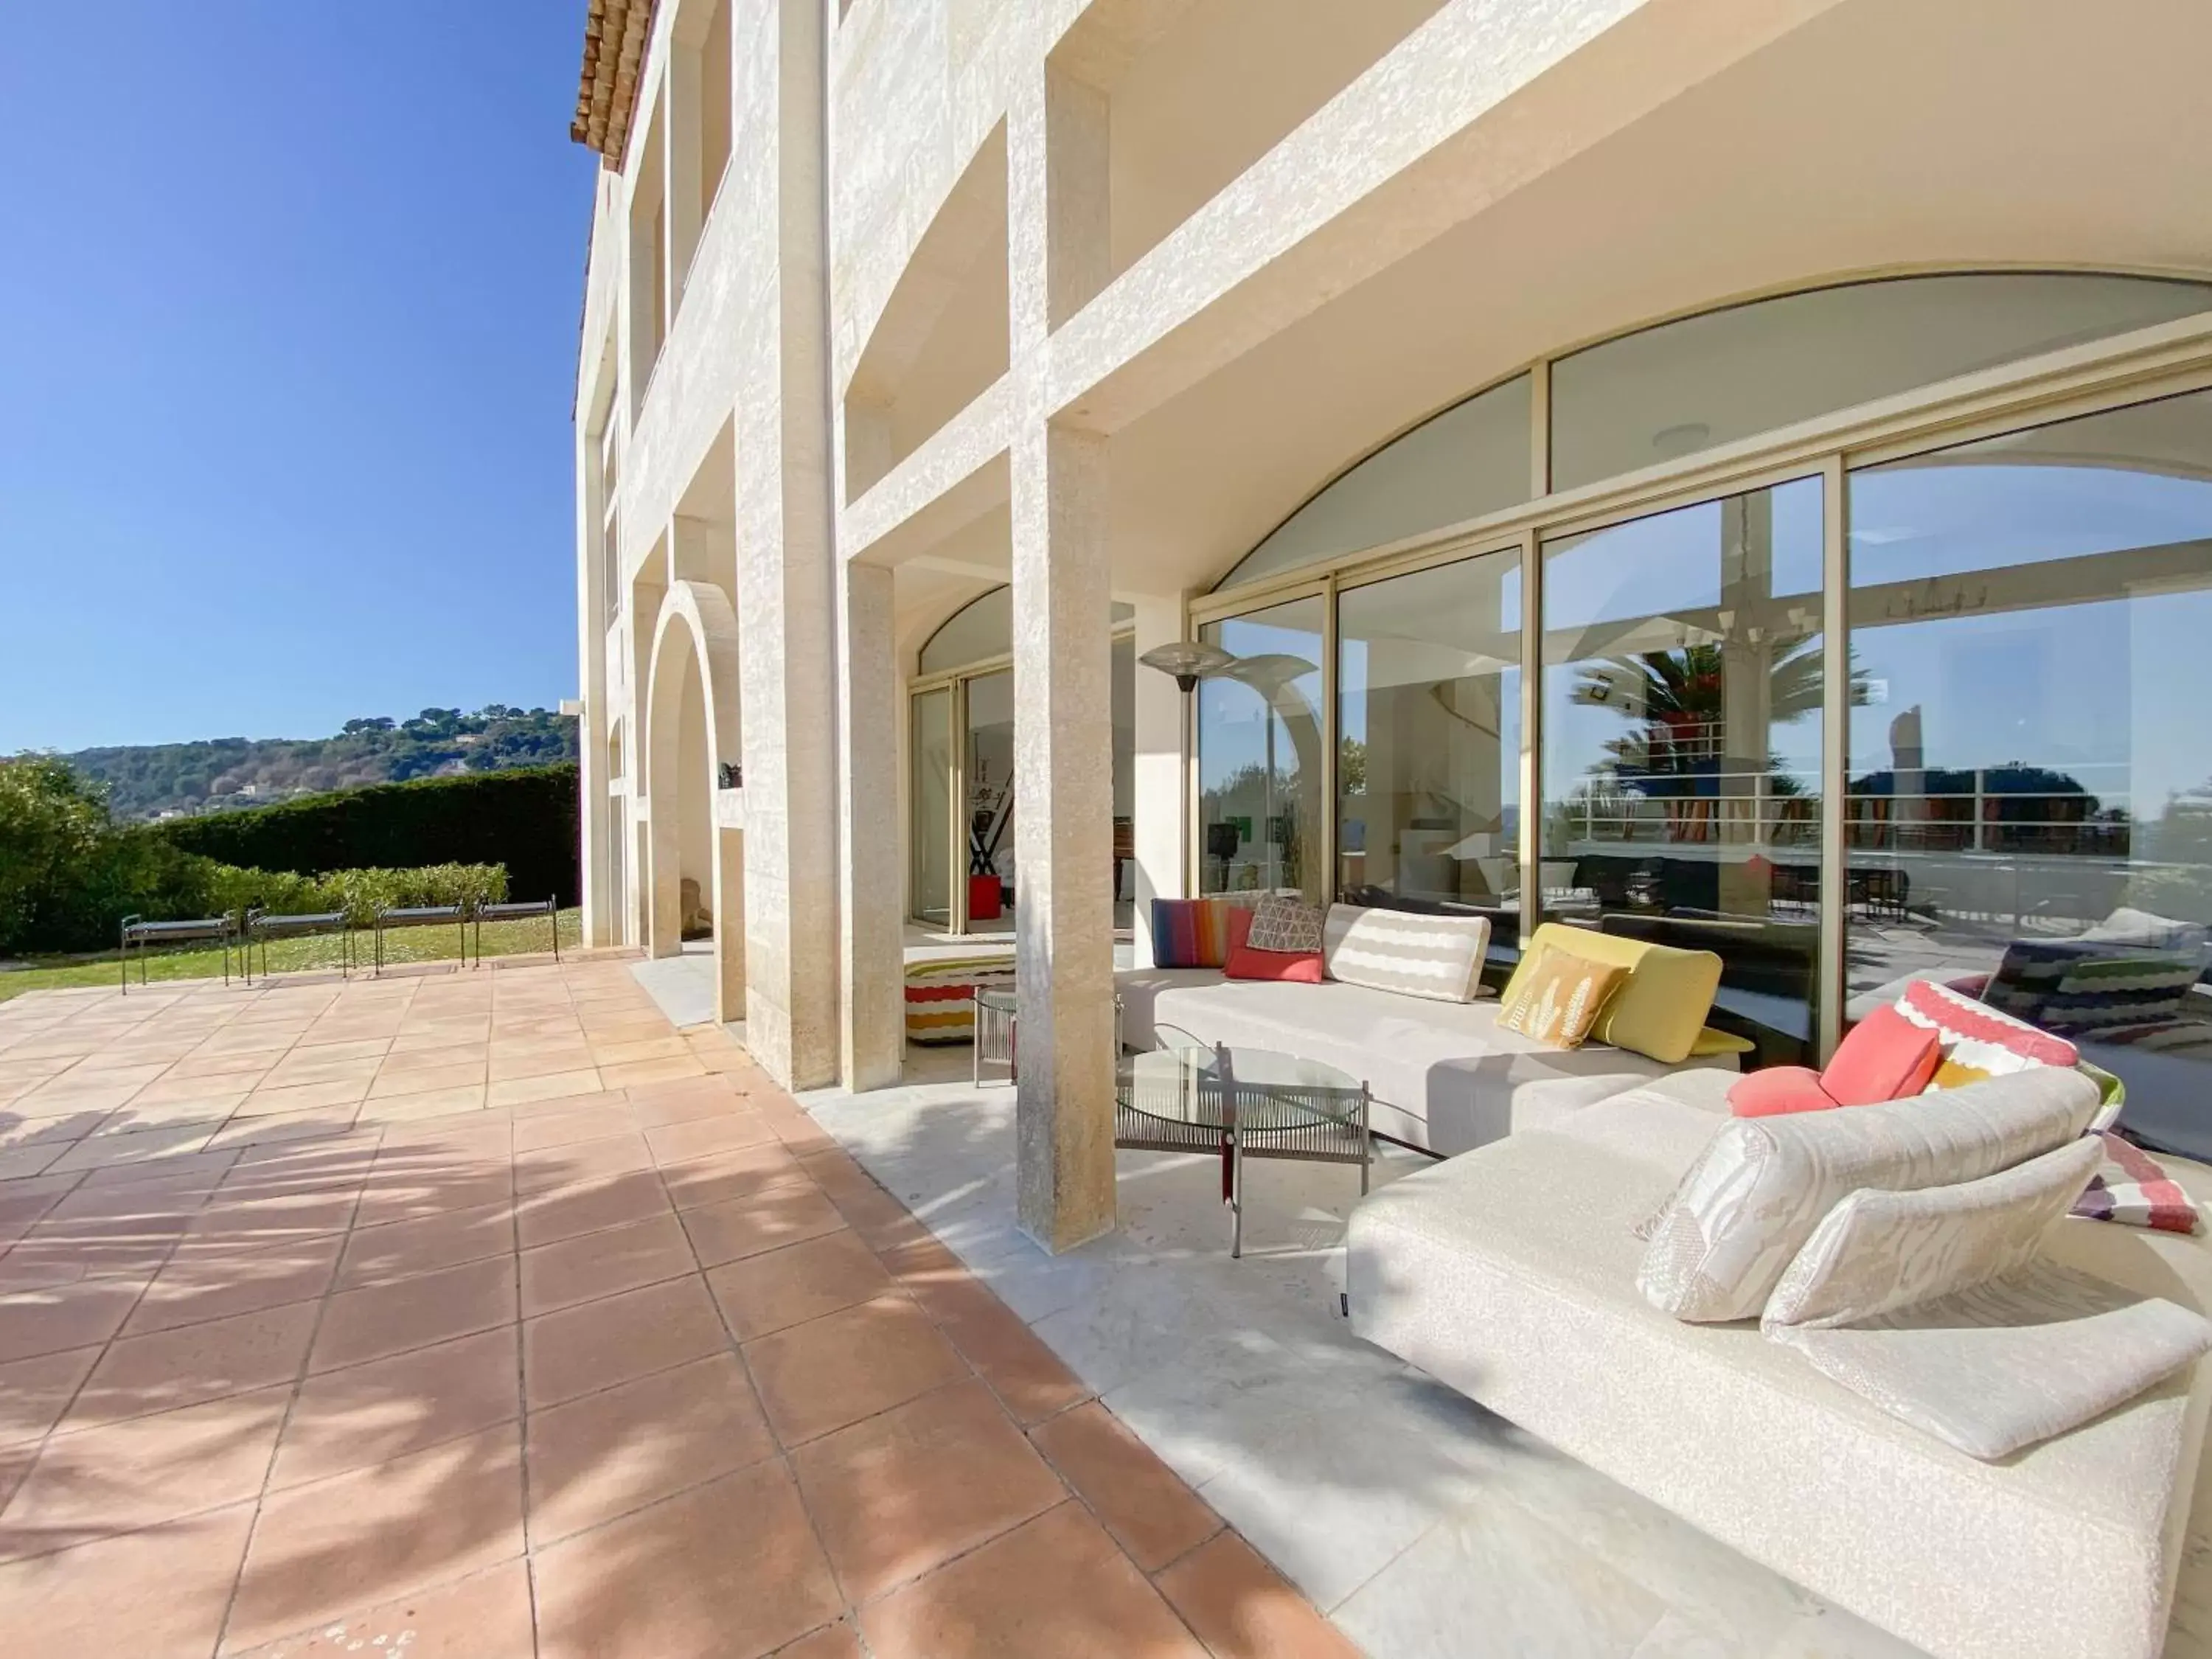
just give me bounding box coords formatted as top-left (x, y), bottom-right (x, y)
top-left (0, 908), bottom-right (583, 1002)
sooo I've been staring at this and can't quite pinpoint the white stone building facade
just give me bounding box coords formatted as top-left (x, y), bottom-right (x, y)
top-left (575, 0), bottom-right (2212, 1248)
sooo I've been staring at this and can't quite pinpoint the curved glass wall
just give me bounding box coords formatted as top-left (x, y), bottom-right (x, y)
top-left (920, 585), bottom-right (1135, 675)
top-left (1218, 374), bottom-right (1531, 591)
top-left (1846, 389), bottom-right (2212, 1157)
top-left (1550, 273), bottom-right (2211, 491)
top-left (1336, 550), bottom-right (1522, 953)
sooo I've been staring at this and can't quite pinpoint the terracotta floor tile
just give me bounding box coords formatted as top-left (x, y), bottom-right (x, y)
top-left (204, 1107), bottom-right (361, 1152)
top-left (1, 1385), bottom-right (290, 1556)
top-left (487, 1046), bottom-right (597, 1082)
top-left (937, 1292), bottom-right (1093, 1427)
top-left (526, 1351), bottom-right (775, 1545)
top-left (520, 1211), bottom-right (697, 1316)
top-left (77, 1145), bottom-right (240, 1190)
top-left (183, 1181), bottom-right (364, 1254)
top-left (644, 1110), bottom-right (777, 1168)
top-left (273, 1326), bottom-right (521, 1490)
top-left (523, 1273), bottom-right (730, 1410)
top-left (46, 1121), bottom-right (219, 1172)
top-left (516, 1169), bottom-right (673, 1250)
top-left (67, 1298), bottom-right (318, 1427)
top-left (0, 1500), bottom-right (257, 1656)
top-left (861, 1500), bottom-right (1208, 1659)
top-left (598, 1056), bottom-right (706, 1091)
top-left (514, 1131), bottom-right (655, 1196)
top-left (310, 1254), bottom-right (518, 1374)
top-left (368, 1060), bottom-right (487, 1100)
top-left (754, 1096), bottom-right (836, 1152)
top-left (226, 1422), bottom-right (526, 1652)
top-left (533, 1459), bottom-right (841, 1659)
top-left (793, 1377), bottom-right (1065, 1603)
top-left (773, 1622), bottom-right (865, 1659)
top-left (1154, 1531), bottom-right (1365, 1659)
top-left (0, 1106), bottom-right (116, 1148)
top-left (283, 1037), bottom-right (392, 1064)
top-left (486, 1068), bottom-right (602, 1108)
top-left (512, 1102), bottom-right (638, 1153)
top-left (225, 1558), bottom-right (537, 1659)
top-left (234, 1078), bottom-right (375, 1117)
top-left (125, 1230), bottom-right (345, 1337)
top-left (337, 1200), bottom-right (515, 1289)
top-left (0, 1145), bottom-right (69, 1181)
top-left (0, 1276), bottom-right (150, 1364)
top-left (0, 1345), bottom-right (100, 1447)
top-left (658, 1139), bottom-right (808, 1211)
top-left (361, 1083), bottom-right (490, 1121)
top-left (354, 1164), bottom-right (513, 1231)
top-left (744, 1293), bottom-right (968, 1447)
top-left (0, 1173), bottom-right (80, 1243)
top-left (588, 1035), bottom-right (690, 1067)
top-left (1031, 1399), bottom-right (1222, 1571)
top-left (5, 1208), bottom-right (191, 1285)
top-left (706, 1227), bottom-right (893, 1339)
top-left (679, 1183), bottom-right (846, 1270)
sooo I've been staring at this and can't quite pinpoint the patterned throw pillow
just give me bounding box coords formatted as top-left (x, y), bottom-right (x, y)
top-left (2042, 952), bottom-right (2200, 1039)
top-left (1149, 897), bottom-right (1253, 969)
top-left (1245, 894), bottom-right (1324, 954)
top-left (1892, 978), bottom-right (2078, 1091)
top-left (1495, 947), bottom-right (1626, 1049)
top-left (1321, 904), bottom-right (1491, 1004)
top-left (1980, 939), bottom-right (2093, 1022)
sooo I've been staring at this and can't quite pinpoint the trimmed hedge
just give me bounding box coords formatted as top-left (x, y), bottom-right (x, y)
top-left (154, 765), bottom-right (579, 907)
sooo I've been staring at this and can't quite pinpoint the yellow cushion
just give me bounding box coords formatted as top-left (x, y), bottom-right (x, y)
top-left (1499, 923), bottom-right (1722, 1065)
top-left (1497, 947), bottom-right (1628, 1050)
top-left (1688, 1026), bottom-right (1755, 1058)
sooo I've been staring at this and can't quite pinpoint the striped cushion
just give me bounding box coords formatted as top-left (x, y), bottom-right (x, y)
top-left (1150, 897), bottom-right (1254, 969)
top-left (2043, 952), bottom-right (2200, 1039)
top-left (1894, 978), bottom-right (2077, 1090)
top-left (903, 956), bottom-right (1015, 1044)
top-left (1321, 904), bottom-right (1490, 1004)
top-left (1981, 939), bottom-right (2089, 1022)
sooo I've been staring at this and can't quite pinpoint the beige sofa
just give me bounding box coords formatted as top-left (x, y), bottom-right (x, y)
top-left (1113, 966), bottom-right (1740, 1155)
top-left (1348, 1068), bottom-right (2212, 1659)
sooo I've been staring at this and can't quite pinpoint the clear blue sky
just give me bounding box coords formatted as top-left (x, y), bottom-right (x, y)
top-left (0, 4), bottom-right (597, 752)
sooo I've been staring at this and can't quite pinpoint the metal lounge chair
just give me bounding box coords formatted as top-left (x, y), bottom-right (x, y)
top-left (118, 913), bottom-right (238, 992)
top-left (471, 896), bottom-right (560, 965)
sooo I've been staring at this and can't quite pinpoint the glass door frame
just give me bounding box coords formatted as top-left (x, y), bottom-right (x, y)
top-left (1184, 314), bottom-right (2212, 1063)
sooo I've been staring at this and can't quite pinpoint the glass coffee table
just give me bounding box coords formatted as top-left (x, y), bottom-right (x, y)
top-left (1115, 1043), bottom-right (1371, 1257)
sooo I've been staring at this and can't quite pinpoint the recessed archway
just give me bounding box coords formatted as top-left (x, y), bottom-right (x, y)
top-left (644, 580), bottom-right (746, 1025)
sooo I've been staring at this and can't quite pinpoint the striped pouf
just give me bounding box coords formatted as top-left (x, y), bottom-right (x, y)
top-left (904, 955), bottom-right (1017, 1044)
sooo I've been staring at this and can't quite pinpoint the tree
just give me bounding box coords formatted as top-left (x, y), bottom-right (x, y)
top-left (0, 756), bottom-right (112, 953)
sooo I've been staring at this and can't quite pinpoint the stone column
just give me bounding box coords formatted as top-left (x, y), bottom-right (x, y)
top-left (838, 560), bottom-right (905, 1089)
top-left (1130, 594), bottom-right (1188, 968)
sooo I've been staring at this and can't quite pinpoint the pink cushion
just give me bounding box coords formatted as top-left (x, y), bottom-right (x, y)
top-left (1223, 942), bottom-right (1324, 984)
top-left (1728, 1066), bottom-right (1839, 1118)
top-left (1820, 1003), bottom-right (1944, 1106)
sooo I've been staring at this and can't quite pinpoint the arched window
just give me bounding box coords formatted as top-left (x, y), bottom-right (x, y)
top-left (918, 586), bottom-right (1135, 676)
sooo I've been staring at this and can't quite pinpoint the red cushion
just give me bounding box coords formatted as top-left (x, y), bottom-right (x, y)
top-left (1225, 905), bottom-right (1255, 956)
top-left (1820, 1003), bottom-right (1944, 1107)
top-left (1223, 942), bottom-right (1324, 984)
top-left (1728, 1067), bottom-right (1839, 1118)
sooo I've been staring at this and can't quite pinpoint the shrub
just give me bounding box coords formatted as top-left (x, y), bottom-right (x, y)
top-left (153, 764), bottom-right (578, 906)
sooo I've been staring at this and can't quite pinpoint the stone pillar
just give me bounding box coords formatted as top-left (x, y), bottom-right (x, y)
top-left (838, 560), bottom-right (905, 1089)
top-left (1130, 594), bottom-right (1187, 968)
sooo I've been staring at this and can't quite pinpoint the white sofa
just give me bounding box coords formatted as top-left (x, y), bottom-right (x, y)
top-left (1348, 1068), bottom-right (2212, 1659)
top-left (1113, 965), bottom-right (1739, 1155)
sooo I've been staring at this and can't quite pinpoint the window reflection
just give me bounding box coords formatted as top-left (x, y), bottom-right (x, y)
top-left (1336, 552), bottom-right (1521, 953)
top-left (1846, 390), bottom-right (2212, 1156)
top-left (1541, 478), bottom-right (1828, 1061)
top-left (1198, 599), bottom-right (1326, 902)
top-left (909, 687), bottom-right (952, 925)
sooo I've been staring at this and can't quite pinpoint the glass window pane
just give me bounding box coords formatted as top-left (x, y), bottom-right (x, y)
top-left (909, 688), bottom-right (953, 925)
top-left (1337, 551), bottom-right (1521, 956)
top-left (1846, 390), bottom-right (2212, 1157)
top-left (921, 585), bottom-right (1134, 675)
top-left (964, 670), bottom-right (1017, 933)
top-left (1551, 274), bottom-right (2212, 493)
top-left (1198, 597), bottom-right (1327, 904)
top-left (1113, 633), bottom-right (1135, 932)
top-left (1541, 477), bottom-right (1827, 1062)
top-left (1220, 375), bottom-right (1531, 591)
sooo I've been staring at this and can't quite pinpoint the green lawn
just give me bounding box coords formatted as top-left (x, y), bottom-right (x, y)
top-left (0, 908), bottom-right (583, 1003)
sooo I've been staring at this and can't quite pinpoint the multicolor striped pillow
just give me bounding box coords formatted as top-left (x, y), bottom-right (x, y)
top-left (1894, 978), bottom-right (2078, 1090)
top-left (2042, 952), bottom-right (2200, 1040)
top-left (1149, 897), bottom-right (1253, 969)
top-left (902, 956), bottom-right (1015, 1044)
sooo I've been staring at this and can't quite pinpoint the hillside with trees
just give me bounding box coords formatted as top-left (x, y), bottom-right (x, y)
top-left (58, 706), bottom-right (579, 821)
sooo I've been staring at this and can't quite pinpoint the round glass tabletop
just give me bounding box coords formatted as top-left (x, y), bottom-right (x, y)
top-left (1116, 1043), bottom-right (1365, 1133)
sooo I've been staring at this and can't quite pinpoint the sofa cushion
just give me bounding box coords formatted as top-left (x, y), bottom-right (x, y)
top-left (1500, 923), bottom-right (1721, 1065)
top-left (1896, 978), bottom-right (2079, 1090)
top-left (1347, 1107), bottom-right (2212, 1659)
top-left (1820, 1002), bottom-right (1942, 1106)
top-left (1763, 1136), bottom-right (2103, 1330)
top-left (1150, 897), bottom-right (1253, 969)
top-left (1222, 942), bottom-right (1323, 983)
top-left (1638, 1065), bottom-right (2103, 1323)
top-left (1496, 945), bottom-right (1626, 1048)
top-left (1728, 1065), bottom-right (1837, 1117)
top-left (2045, 952), bottom-right (2202, 1039)
top-left (1246, 894), bottom-right (1324, 954)
top-left (1321, 904), bottom-right (1489, 1004)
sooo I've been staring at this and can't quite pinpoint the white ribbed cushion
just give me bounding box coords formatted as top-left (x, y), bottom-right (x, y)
top-left (1762, 1136), bottom-right (2103, 1330)
top-left (1638, 1065), bottom-right (2103, 1323)
top-left (1321, 904), bottom-right (1489, 1004)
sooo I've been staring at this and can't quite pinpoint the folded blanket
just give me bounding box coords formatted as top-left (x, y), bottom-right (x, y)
top-left (2072, 1131), bottom-right (2201, 1234)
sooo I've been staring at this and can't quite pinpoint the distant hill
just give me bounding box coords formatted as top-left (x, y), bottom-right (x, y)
top-left (59, 706), bottom-right (580, 822)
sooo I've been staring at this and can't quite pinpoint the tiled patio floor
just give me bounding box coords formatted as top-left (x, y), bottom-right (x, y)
top-left (0, 959), bottom-right (1351, 1657)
